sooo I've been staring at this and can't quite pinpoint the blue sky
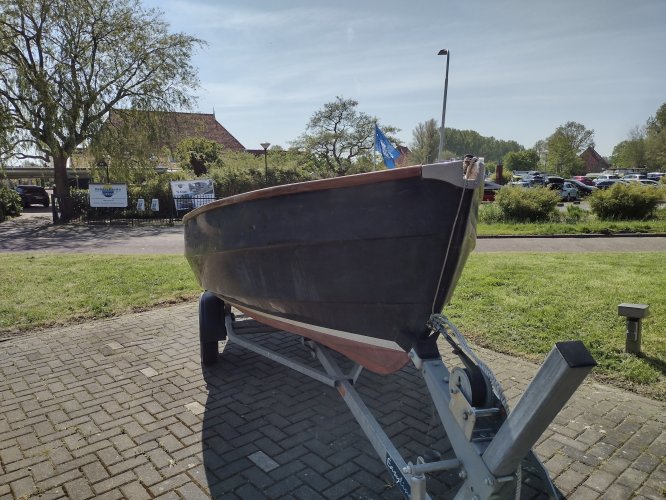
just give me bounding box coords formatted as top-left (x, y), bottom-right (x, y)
top-left (144, 0), bottom-right (665, 157)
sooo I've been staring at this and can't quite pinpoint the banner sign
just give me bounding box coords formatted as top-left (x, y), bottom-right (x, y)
top-left (151, 198), bottom-right (160, 211)
top-left (170, 179), bottom-right (215, 210)
top-left (136, 198), bottom-right (145, 211)
top-left (89, 184), bottom-right (128, 208)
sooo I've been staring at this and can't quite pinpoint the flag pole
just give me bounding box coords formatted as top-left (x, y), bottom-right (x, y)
top-left (372, 122), bottom-right (377, 171)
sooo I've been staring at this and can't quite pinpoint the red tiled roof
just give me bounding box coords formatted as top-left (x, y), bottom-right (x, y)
top-left (108, 110), bottom-right (245, 151)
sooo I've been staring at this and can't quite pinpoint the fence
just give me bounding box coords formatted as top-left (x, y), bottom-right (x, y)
top-left (52, 193), bottom-right (218, 226)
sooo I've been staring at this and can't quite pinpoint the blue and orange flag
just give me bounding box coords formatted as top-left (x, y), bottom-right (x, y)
top-left (374, 124), bottom-right (401, 169)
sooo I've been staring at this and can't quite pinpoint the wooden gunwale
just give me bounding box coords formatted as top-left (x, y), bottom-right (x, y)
top-left (182, 165), bottom-right (423, 223)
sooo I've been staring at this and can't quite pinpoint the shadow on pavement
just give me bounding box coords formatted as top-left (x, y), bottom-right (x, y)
top-left (199, 330), bottom-right (459, 499)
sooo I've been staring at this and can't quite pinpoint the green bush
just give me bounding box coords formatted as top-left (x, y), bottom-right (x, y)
top-left (494, 186), bottom-right (559, 222)
top-left (589, 183), bottom-right (665, 220)
top-left (0, 187), bottom-right (22, 222)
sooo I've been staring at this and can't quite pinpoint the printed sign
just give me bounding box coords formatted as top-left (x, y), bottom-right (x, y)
top-left (151, 198), bottom-right (160, 211)
top-left (385, 455), bottom-right (410, 498)
top-left (89, 184), bottom-right (128, 208)
top-left (170, 179), bottom-right (215, 210)
top-left (136, 198), bottom-right (145, 211)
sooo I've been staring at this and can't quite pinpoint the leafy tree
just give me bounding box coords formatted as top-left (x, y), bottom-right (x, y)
top-left (503, 149), bottom-right (540, 172)
top-left (294, 96), bottom-right (398, 177)
top-left (645, 103), bottom-right (666, 169)
top-left (176, 137), bottom-right (223, 176)
top-left (410, 119), bottom-right (439, 164)
top-left (443, 128), bottom-right (523, 162)
top-left (545, 121), bottom-right (594, 177)
top-left (0, 0), bottom-right (203, 221)
top-left (611, 127), bottom-right (647, 168)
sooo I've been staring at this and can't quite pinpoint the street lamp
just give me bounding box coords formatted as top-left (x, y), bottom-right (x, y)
top-left (437, 49), bottom-right (450, 161)
top-left (260, 142), bottom-right (270, 186)
top-left (97, 159), bottom-right (109, 183)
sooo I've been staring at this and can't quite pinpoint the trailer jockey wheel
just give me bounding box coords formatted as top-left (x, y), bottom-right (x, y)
top-left (450, 366), bottom-right (490, 408)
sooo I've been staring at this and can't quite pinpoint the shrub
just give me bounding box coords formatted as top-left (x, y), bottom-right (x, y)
top-left (0, 187), bottom-right (22, 222)
top-left (478, 202), bottom-right (504, 223)
top-left (561, 204), bottom-right (586, 223)
top-left (589, 183), bottom-right (665, 220)
top-left (494, 186), bottom-right (559, 222)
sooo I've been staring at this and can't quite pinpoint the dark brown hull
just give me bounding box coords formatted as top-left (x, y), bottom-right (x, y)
top-left (184, 160), bottom-right (481, 374)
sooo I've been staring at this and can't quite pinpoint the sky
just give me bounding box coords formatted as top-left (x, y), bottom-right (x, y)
top-left (143, 0), bottom-right (666, 157)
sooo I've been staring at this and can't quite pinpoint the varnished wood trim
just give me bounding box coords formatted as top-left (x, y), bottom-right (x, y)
top-left (183, 165), bottom-right (423, 223)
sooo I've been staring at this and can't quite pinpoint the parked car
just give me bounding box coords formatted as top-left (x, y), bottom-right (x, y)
top-left (594, 179), bottom-right (618, 189)
top-left (623, 173), bottom-right (647, 181)
top-left (546, 176), bottom-right (565, 187)
top-left (639, 179), bottom-right (660, 187)
top-left (594, 174), bottom-right (621, 184)
top-left (559, 181), bottom-right (579, 201)
top-left (509, 180), bottom-right (530, 187)
top-left (483, 180), bottom-right (502, 202)
top-left (567, 179), bottom-right (597, 196)
top-left (647, 172), bottom-right (664, 181)
top-left (14, 185), bottom-right (50, 207)
top-left (573, 175), bottom-right (595, 186)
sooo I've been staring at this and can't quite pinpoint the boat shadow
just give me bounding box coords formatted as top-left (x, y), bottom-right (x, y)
top-left (199, 328), bottom-right (459, 498)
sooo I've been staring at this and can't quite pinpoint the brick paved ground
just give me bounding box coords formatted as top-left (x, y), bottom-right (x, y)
top-left (1, 302), bottom-right (664, 499)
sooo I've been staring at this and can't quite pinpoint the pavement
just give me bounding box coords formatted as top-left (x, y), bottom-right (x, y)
top-left (1, 212), bottom-right (665, 499)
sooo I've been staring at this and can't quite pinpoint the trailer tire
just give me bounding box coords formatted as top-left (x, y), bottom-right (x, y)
top-left (199, 291), bottom-right (226, 365)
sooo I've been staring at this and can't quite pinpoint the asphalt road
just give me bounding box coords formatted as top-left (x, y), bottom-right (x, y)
top-left (2, 208), bottom-right (666, 253)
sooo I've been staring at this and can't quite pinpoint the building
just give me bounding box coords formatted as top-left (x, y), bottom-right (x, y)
top-left (579, 146), bottom-right (611, 173)
top-left (106, 110), bottom-right (246, 158)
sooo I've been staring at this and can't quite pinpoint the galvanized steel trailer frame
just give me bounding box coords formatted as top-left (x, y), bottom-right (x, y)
top-left (198, 292), bottom-right (596, 500)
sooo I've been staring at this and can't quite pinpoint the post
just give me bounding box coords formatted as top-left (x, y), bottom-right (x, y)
top-left (437, 49), bottom-right (450, 160)
top-left (482, 341), bottom-right (596, 477)
top-left (618, 303), bottom-right (649, 354)
top-left (260, 142), bottom-right (270, 186)
top-left (97, 160), bottom-right (109, 183)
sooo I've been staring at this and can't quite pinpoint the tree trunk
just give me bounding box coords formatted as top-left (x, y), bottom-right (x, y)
top-left (53, 152), bottom-right (73, 223)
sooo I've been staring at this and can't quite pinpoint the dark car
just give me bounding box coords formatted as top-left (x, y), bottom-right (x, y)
top-left (594, 180), bottom-right (617, 190)
top-left (14, 185), bottom-right (50, 207)
top-left (546, 176), bottom-right (565, 188)
top-left (567, 179), bottom-right (597, 197)
top-left (483, 180), bottom-right (502, 201)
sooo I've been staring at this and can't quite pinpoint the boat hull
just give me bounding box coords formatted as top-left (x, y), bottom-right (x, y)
top-left (184, 161), bottom-right (481, 374)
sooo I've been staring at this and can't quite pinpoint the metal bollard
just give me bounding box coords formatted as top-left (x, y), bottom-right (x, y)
top-left (618, 303), bottom-right (650, 355)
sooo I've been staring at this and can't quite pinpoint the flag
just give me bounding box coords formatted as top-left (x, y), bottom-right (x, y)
top-left (374, 124), bottom-right (401, 169)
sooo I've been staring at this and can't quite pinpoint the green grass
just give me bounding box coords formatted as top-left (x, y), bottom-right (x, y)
top-left (1, 252), bottom-right (664, 400)
top-left (0, 254), bottom-right (200, 333)
top-left (446, 253), bottom-right (666, 400)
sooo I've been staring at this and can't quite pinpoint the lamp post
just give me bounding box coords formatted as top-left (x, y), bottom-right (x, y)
top-left (97, 159), bottom-right (109, 183)
top-left (437, 49), bottom-right (450, 161)
top-left (260, 142), bottom-right (270, 186)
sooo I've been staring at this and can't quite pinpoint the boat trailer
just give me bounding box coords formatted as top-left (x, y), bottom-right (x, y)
top-left (198, 292), bottom-right (596, 499)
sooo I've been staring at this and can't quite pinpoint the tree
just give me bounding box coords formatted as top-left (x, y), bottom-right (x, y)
top-left (294, 96), bottom-right (398, 177)
top-left (176, 137), bottom-right (224, 176)
top-left (410, 119), bottom-right (439, 164)
top-left (645, 103), bottom-right (666, 169)
top-left (611, 126), bottom-right (647, 168)
top-left (545, 121), bottom-right (594, 177)
top-left (0, 0), bottom-right (203, 221)
top-left (503, 149), bottom-right (540, 172)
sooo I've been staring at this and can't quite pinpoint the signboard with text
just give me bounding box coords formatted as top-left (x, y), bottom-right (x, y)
top-left (89, 184), bottom-right (128, 208)
top-left (170, 179), bottom-right (215, 210)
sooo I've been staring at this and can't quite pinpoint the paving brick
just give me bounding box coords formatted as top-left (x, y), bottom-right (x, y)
top-left (63, 477), bottom-right (95, 500)
top-left (1, 303), bottom-right (663, 500)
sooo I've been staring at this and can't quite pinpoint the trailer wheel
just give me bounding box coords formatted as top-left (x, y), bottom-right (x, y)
top-left (199, 291), bottom-right (226, 365)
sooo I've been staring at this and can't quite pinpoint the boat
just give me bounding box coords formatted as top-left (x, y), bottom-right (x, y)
top-left (183, 156), bottom-right (482, 375)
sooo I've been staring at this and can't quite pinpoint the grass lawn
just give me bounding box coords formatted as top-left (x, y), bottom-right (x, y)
top-left (0, 254), bottom-right (200, 333)
top-left (0, 252), bottom-right (664, 400)
top-left (446, 252), bottom-right (665, 401)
